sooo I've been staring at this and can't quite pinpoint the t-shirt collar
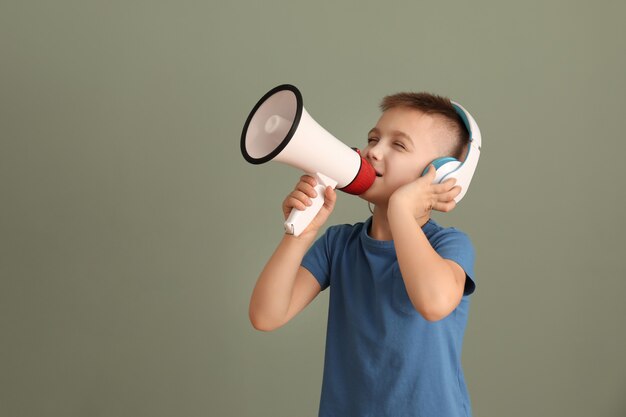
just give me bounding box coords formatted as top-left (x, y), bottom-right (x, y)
top-left (360, 216), bottom-right (438, 251)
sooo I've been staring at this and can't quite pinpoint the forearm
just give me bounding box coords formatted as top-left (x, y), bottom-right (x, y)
top-left (249, 233), bottom-right (315, 327)
top-left (388, 206), bottom-right (460, 320)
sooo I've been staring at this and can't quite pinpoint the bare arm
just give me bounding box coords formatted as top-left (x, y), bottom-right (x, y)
top-left (388, 206), bottom-right (466, 322)
top-left (387, 165), bottom-right (466, 322)
top-left (249, 176), bottom-right (336, 331)
top-left (249, 235), bottom-right (320, 331)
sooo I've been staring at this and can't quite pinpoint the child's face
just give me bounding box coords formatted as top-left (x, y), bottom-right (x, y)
top-left (359, 106), bottom-right (444, 205)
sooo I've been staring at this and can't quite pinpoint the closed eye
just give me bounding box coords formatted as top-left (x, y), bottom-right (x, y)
top-left (367, 137), bottom-right (379, 144)
top-left (394, 142), bottom-right (406, 150)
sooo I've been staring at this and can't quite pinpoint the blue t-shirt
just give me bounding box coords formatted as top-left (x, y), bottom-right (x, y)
top-left (301, 216), bottom-right (476, 417)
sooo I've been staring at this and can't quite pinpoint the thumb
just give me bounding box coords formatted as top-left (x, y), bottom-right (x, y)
top-left (426, 164), bottom-right (437, 178)
top-left (323, 186), bottom-right (337, 210)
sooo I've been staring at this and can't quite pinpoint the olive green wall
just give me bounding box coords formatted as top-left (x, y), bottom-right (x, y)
top-left (2, 1), bottom-right (625, 416)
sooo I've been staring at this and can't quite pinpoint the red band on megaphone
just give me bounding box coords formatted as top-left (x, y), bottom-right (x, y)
top-left (340, 152), bottom-right (375, 195)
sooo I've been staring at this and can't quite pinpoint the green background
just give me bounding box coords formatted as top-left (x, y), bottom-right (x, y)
top-left (2, 1), bottom-right (625, 416)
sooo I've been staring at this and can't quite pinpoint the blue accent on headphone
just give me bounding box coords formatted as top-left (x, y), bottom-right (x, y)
top-left (421, 156), bottom-right (458, 176)
top-left (453, 104), bottom-right (471, 135)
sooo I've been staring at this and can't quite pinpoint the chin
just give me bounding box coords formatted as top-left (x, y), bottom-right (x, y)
top-left (358, 189), bottom-right (388, 207)
top-left (357, 193), bottom-right (373, 204)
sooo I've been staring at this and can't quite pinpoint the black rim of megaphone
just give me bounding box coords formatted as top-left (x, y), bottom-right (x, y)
top-left (240, 84), bottom-right (304, 165)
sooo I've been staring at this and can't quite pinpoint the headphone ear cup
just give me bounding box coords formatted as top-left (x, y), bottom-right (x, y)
top-left (421, 157), bottom-right (458, 176)
top-left (422, 157), bottom-right (462, 184)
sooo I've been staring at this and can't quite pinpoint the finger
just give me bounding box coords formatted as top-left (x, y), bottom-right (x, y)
top-left (295, 181), bottom-right (318, 198)
top-left (285, 195), bottom-right (310, 210)
top-left (437, 186), bottom-right (462, 202)
top-left (432, 182), bottom-right (454, 193)
top-left (433, 199), bottom-right (457, 213)
top-left (426, 164), bottom-right (437, 178)
top-left (442, 177), bottom-right (457, 188)
top-left (299, 175), bottom-right (317, 187)
top-left (288, 190), bottom-right (313, 207)
top-left (433, 178), bottom-right (457, 192)
top-left (283, 197), bottom-right (307, 213)
top-left (323, 186), bottom-right (337, 209)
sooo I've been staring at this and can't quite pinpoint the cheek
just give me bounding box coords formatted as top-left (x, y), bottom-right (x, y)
top-left (390, 159), bottom-right (421, 183)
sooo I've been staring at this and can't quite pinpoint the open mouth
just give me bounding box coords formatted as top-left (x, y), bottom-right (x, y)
top-left (375, 172), bottom-right (383, 177)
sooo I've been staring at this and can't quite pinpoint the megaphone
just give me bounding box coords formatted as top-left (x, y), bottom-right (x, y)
top-left (241, 84), bottom-right (375, 236)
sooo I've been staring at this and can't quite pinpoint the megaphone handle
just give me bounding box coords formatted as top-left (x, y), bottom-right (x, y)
top-left (284, 172), bottom-right (338, 236)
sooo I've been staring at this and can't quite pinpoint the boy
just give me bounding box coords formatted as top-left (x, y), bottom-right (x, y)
top-left (249, 92), bottom-right (477, 417)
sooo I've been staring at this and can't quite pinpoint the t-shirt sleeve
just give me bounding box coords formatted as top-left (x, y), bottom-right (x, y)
top-left (431, 228), bottom-right (476, 296)
top-left (301, 228), bottom-right (334, 291)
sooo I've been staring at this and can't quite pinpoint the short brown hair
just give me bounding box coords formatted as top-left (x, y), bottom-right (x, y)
top-left (380, 92), bottom-right (469, 160)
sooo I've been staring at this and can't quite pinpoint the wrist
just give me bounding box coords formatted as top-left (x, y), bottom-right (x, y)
top-left (283, 229), bottom-right (318, 244)
top-left (387, 194), bottom-right (412, 218)
top-left (388, 196), bottom-right (430, 229)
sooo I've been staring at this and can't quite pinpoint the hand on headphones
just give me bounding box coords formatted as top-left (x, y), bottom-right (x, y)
top-left (388, 165), bottom-right (461, 221)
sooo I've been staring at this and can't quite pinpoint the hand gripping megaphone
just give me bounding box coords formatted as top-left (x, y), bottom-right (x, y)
top-left (241, 84), bottom-right (375, 236)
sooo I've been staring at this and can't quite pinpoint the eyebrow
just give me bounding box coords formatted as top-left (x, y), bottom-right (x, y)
top-left (368, 128), bottom-right (415, 147)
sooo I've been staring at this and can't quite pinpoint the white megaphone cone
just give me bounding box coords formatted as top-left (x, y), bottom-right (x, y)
top-left (241, 84), bottom-right (375, 236)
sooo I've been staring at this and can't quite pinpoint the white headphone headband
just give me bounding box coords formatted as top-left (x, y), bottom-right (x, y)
top-left (442, 101), bottom-right (482, 202)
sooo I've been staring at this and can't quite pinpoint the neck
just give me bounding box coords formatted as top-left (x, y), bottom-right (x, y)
top-left (369, 203), bottom-right (430, 241)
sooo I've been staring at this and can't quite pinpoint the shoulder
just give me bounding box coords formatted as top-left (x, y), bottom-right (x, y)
top-left (425, 219), bottom-right (477, 294)
top-left (309, 221), bottom-right (367, 259)
top-left (425, 219), bottom-right (474, 251)
top-left (425, 219), bottom-right (475, 270)
top-left (322, 221), bottom-right (366, 244)
top-left (303, 221), bottom-right (367, 290)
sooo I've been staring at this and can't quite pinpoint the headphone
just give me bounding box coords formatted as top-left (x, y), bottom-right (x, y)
top-left (420, 101), bottom-right (482, 203)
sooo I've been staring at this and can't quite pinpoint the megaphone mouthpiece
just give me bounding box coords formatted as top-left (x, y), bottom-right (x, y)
top-left (339, 153), bottom-right (375, 195)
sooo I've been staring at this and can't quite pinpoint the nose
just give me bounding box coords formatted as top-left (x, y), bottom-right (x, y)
top-left (365, 143), bottom-right (382, 161)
